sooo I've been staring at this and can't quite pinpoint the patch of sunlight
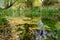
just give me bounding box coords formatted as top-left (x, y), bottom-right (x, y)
top-left (33, 0), bottom-right (42, 7)
top-left (11, 1), bottom-right (25, 10)
top-left (55, 22), bottom-right (60, 30)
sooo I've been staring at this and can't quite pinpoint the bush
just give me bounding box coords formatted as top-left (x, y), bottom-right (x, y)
top-left (0, 16), bottom-right (11, 35)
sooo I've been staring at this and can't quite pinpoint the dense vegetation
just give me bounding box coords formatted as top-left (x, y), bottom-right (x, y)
top-left (0, 0), bottom-right (60, 40)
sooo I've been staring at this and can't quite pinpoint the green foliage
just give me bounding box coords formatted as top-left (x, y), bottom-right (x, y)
top-left (0, 16), bottom-right (8, 33)
top-left (3, 9), bottom-right (21, 17)
top-left (0, 15), bottom-right (11, 33)
top-left (24, 8), bottom-right (60, 19)
top-left (0, 0), bottom-right (60, 40)
top-left (0, 8), bottom-right (4, 16)
top-left (42, 18), bottom-right (56, 28)
top-left (24, 8), bottom-right (40, 18)
top-left (55, 22), bottom-right (60, 30)
top-left (0, 8), bottom-right (4, 12)
top-left (55, 22), bottom-right (60, 40)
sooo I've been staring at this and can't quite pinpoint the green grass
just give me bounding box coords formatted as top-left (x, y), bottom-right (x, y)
top-left (1, 7), bottom-right (59, 18)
